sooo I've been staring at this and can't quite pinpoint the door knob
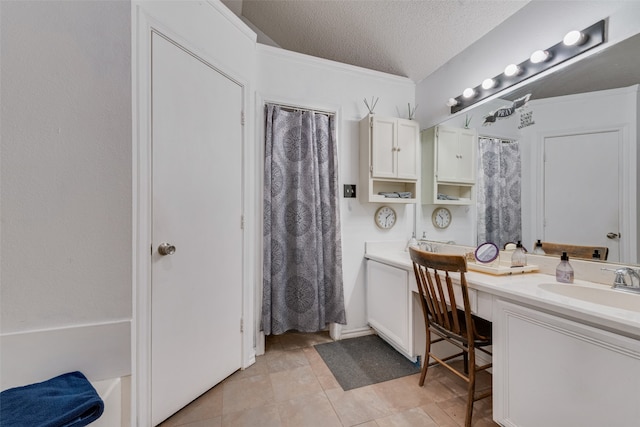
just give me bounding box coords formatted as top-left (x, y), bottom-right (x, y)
top-left (158, 243), bottom-right (176, 256)
top-left (606, 232), bottom-right (620, 239)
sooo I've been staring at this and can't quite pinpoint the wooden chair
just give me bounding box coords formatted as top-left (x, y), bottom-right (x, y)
top-left (409, 248), bottom-right (492, 427)
top-left (538, 241), bottom-right (608, 260)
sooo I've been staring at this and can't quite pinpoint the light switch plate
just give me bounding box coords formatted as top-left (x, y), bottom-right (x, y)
top-left (344, 184), bottom-right (356, 198)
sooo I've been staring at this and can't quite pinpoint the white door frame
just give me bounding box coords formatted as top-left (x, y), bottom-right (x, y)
top-left (254, 94), bottom-right (344, 357)
top-left (132, 3), bottom-right (256, 425)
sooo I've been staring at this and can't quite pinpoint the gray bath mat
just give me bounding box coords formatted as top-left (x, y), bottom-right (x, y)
top-left (314, 334), bottom-right (420, 391)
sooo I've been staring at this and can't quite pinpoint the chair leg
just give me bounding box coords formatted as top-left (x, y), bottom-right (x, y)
top-left (419, 328), bottom-right (431, 386)
top-left (464, 350), bottom-right (476, 427)
top-left (465, 379), bottom-right (475, 427)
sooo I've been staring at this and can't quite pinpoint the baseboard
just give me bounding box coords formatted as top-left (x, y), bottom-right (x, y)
top-left (0, 320), bottom-right (131, 390)
top-left (337, 326), bottom-right (375, 340)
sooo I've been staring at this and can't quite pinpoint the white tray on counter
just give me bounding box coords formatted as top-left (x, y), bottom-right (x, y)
top-left (467, 262), bottom-right (539, 276)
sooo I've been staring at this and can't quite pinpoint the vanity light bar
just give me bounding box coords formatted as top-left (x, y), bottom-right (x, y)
top-left (449, 20), bottom-right (605, 114)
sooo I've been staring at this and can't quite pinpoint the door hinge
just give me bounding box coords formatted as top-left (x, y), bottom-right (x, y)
top-left (241, 111), bottom-right (245, 126)
top-left (240, 318), bottom-right (244, 333)
top-left (370, 165), bottom-right (373, 173)
top-left (241, 215), bottom-right (244, 229)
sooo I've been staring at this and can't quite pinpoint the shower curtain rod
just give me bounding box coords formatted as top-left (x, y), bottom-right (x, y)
top-left (479, 134), bottom-right (516, 144)
top-left (268, 102), bottom-right (336, 116)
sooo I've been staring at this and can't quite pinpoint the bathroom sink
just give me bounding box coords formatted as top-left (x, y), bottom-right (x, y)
top-left (538, 282), bottom-right (640, 312)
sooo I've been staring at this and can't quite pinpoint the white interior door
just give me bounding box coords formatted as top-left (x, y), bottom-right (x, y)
top-left (544, 131), bottom-right (620, 261)
top-left (151, 32), bottom-right (243, 425)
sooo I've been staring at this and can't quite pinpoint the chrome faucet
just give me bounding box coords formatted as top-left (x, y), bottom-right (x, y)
top-left (602, 267), bottom-right (640, 293)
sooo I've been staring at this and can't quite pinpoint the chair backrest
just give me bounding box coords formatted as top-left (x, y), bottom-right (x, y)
top-left (409, 248), bottom-right (475, 341)
top-left (538, 241), bottom-right (608, 260)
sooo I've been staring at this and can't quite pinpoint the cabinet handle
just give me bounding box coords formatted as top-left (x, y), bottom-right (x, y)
top-left (397, 147), bottom-right (401, 152)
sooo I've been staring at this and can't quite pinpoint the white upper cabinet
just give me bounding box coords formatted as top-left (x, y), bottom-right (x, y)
top-left (360, 115), bottom-right (420, 204)
top-left (434, 125), bottom-right (476, 183)
top-left (422, 125), bottom-right (477, 205)
top-left (370, 115), bottom-right (419, 180)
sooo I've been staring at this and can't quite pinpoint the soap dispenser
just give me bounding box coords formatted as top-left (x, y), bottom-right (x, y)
top-left (533, 240), bottom-right (546, 255)
top-left (418, 232), bottom-right (429, 251)
top-left (556, 252), bottom-right (574, 283)
top-left (405, 232), bottom-right (418, 251)
top-left (511, 240), bottom-right (527, 267)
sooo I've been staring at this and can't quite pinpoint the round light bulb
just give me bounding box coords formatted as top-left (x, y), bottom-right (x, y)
top-left (462, 88), bottom-right (476, 98)
top-left (482, 78), bottom-right (496, 90)
top-left (563, 30), bottom-right (584, 46)
top-left (530, 50), bottom-right (550, 64)
top-left (446, 98), bottom-right (458, 107)
top-left (504, 64), bottom-right (520, 77)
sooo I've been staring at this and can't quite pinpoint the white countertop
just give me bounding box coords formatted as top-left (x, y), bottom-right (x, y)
top-left (365, 243), bottom-right (640, 339)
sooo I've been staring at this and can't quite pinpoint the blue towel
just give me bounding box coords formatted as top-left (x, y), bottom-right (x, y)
top-left (0, 371), bottom-right (104, 427)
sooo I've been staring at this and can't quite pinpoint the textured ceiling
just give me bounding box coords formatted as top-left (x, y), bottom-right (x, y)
top-left (225, 0), bottom-right (529, 82)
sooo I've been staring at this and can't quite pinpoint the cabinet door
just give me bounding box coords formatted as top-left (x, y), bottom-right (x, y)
top-left (436, 126), bottom-right (476, 183)
top-left (396, 119), bottom-right (419, 180)
top-left (435, 126), bottom-right (460, 182)
top-left (456, 128), bottom-right (477, 183)
top-left (366, 261), bottom-right (412, 357)
top-left (371, 117), bottom-right (397, 178)
top-left (493, 300), bottom-right (640, 427)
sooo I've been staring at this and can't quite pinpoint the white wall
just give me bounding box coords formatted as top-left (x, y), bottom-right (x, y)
top-left (257, 45), bottom-right (416, 333)
top-left (1, 0), bottom-right (132, 387)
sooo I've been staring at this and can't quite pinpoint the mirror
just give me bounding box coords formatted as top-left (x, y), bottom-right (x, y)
top-left (421, 32), bottom-right (640, 266)
top-left (475, 242), bottom-right (499, 264)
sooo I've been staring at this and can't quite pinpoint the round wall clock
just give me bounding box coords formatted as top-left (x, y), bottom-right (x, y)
top-left (432, 207), bottom-right (452, 229)
top-left (374, 206), bottom-right (397, 230)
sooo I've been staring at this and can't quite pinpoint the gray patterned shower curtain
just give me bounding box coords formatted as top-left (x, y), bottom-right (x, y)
top-left (476, 137), bottom-right (522, 248)
top-left (262, 104), bottom-right (346, 335)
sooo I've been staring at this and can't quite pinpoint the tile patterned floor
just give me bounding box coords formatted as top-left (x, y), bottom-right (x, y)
top-left (159, 332), bottom-right (498, 427)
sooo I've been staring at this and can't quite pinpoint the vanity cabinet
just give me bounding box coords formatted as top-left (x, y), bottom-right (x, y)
top-left (493, 299), bottom-right (640, 427)
top-left (421, 125), bottom-right (477, 205)
top-left (360, 115), bottom-right (419, 204)
top-left (366, 260), bottom-right (414, 359)
top-left (366, 257), bottom-right (493, 364)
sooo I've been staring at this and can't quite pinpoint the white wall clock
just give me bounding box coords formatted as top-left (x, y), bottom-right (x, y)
top-left (432, 207), bottom-right (452, 229)
top-left (374, 206), bottom-right (397, 229)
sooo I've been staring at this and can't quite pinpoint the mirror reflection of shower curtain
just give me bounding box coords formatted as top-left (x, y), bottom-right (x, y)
top-left (476, 137), bottom-right (522, 248)
top-left (263, 104), bottom-right (346, 335)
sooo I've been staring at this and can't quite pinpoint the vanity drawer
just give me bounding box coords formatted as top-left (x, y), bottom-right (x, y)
top-left (409, 273), bottom-right (478, 313)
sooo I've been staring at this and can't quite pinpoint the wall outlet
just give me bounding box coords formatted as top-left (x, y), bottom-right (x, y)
top-left (344, 184), bottom-right (356, 198)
